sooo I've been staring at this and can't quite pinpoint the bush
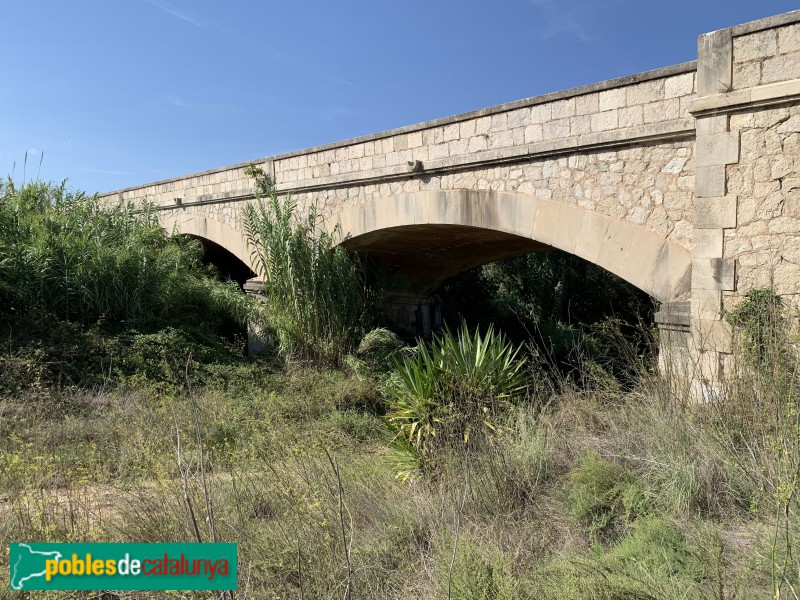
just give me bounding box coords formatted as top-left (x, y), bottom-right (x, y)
top-left (437, 251), bottom-right (654, 368)
top-left (531, 560), bottom-right (658, 600)
top-left (385, 322), bottom-right (529, 478)
top-left (434, 533), bottom-right (518, 600)
top-left (0, 179), bottom-right (262, 393)
top-left (0, 179), bottom-right (255, 327)
top-left (565, 451), bottom-right (648, 542)
top-left (531, 516), bottom-right (703, 600)
top-left (350, 327), bottom-right (407, 377)
top-left (726, 288), bottom-right (789, 372)
top-left (608, 516), bottom-right (702, 583)
top-left (719, 288), bottom-right (800, 597)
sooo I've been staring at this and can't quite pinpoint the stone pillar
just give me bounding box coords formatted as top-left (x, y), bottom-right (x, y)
top-left (654, 300), bottom-right (691, 382)
top-left (243, 277), bottom-right (271, 356)
top-left (383, 292), bottom-right (441, 339)
top-left (689, 28), bottom-right (740, 395)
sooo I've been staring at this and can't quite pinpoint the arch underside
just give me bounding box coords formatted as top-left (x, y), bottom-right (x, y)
top-left (336, 190), bottom-right (692, 302)
top-left (345, 224), bottom-right (551, 293)
top-left (161, 214), bottom-right (258, 277)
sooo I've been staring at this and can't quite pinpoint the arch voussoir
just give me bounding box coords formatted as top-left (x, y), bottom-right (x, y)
top-left (160, 214), bottom-right (257, 274)
top-left (334, 190), bottom-right (691, 303)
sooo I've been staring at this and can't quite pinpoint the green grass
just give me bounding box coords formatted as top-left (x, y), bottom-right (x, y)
top-left (2, 353), bottom-right (796, 599)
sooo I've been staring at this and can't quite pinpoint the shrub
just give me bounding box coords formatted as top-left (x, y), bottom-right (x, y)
top-left (531, 560), bottom-right (658, 600)
top-left (0, 179), bottom-right (255, 328)
top-left (608, 515), bottom-right (703, 583)
top-left (385, 322), bottom-right (529, 478)
top-left (350, 327), bottom-right (407, 377)
top-left (434, 533), bottom-right (518, 600)
top-left (530, 516), bottom-right (703, 600)
top-left (726, 289), bottom-right (789, 371)
top-left (437, 251), bottom-right (654, 367)
top-left (719, 288), bottom-right (800, 597)
top-left (565, 451), bottom-right (648, 542)
top-left (0, 178), bottom-right (262, 393)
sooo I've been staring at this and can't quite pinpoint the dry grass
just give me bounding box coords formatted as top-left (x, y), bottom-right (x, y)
top-left (1, 330), bottom-right (799, 598)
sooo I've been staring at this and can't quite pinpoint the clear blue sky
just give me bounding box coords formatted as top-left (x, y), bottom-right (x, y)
top-left (2, 1), bottom-right (798, 194)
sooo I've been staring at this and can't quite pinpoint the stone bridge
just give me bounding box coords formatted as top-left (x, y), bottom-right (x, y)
top-left (101, 10), bottom-right (800, 388)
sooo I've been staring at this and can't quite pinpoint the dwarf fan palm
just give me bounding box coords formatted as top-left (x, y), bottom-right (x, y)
top-left (386, 322), bottom-right (529, 478)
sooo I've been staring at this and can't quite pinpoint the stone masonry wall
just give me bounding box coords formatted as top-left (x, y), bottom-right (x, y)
top-left (732, 22), bottom-right (800, 89)
top-left (726, 102), bottom-right (800, 300)
top-left (157, 139), bottom-right (696, 255)
top-left (295, 140), bottom-right (696, 250)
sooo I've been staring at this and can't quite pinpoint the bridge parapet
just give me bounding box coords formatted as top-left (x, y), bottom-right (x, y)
top-left (100, 63), bottom-right (697, 212)
top-left (271, 64), bottom-right (696, 193)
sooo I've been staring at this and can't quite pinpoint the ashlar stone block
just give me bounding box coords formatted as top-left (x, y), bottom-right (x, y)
top-left (664, 72), bottom-right (695, 99)
top-left (778, 23), bottom-right (800, 54)
top-left (692, 257), bottom-right (735, 290)
top-left (696, 131), bottom-right (740, 168)
top-left (733, 29), bottom-right (777, 63)
top-left (695, 165), bottom-right (727, 198)
top-left (694, 228), bottom-right (724, 258)
top-left (695, 195), bottom-right (737, 229)
top-left (698, 28), bottom-right (732, 95)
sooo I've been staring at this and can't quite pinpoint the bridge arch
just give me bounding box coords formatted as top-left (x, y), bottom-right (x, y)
top-left (334, 190), bottom-right (691, 303)
top-left (161, 214), bottom-right (257, 283)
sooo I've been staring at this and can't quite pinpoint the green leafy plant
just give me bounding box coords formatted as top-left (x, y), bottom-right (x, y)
top-left (566, 451), bottom-right (648, 542)
top-left (0, 178), bottom-right (254, 327)
top-left (437, 251), bottom-right (654, 369)
top-left (348, 327), bottom-right (407, 378)
top-left (721, 288), bottom-right (800, 598)
top-left (726, 288), bottom-right (788, 372)
top-left (242, 167), bottom-right (377, 366)
top-left (0, 178), bottom-right (262, 394)
top-left (385, 322), bottom-right (529, 477)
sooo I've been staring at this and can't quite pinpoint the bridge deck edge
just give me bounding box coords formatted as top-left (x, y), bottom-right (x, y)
top-left (100, 61), bottom-right (697, 197)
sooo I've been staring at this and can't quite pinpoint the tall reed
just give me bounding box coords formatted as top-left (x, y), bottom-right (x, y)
top-left (242, 167), bottom-right (376, 366)
top-left (0, 178), bottom-right (254, 327)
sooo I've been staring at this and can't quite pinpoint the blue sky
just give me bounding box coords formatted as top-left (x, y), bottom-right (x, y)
top-left (2, 1), bottom-right (798, 194)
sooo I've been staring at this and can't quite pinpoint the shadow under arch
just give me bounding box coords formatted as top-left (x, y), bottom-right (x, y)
top-left (333, 190), bottom-right (691, 303)
top-left (161, 214), bottom-right (257, 285)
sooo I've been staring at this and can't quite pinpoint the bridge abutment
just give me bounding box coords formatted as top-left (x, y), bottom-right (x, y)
top-left (243, 278), bottom-right (271, 356)
top-left (383, 292), bottom-right (442, 339)
top-left (686, 12), bottom-right (800, 395)
top-left (655, 300), bottom-right (692, 380)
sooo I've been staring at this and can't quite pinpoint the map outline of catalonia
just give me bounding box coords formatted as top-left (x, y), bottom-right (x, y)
top-left (9, 543), bottom-right (62, 590)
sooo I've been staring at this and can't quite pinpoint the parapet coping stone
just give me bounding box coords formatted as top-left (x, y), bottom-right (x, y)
top-left (728, 8), bottom-right (800, 38)
top-left (103, 61), bottom-right (696, 196)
